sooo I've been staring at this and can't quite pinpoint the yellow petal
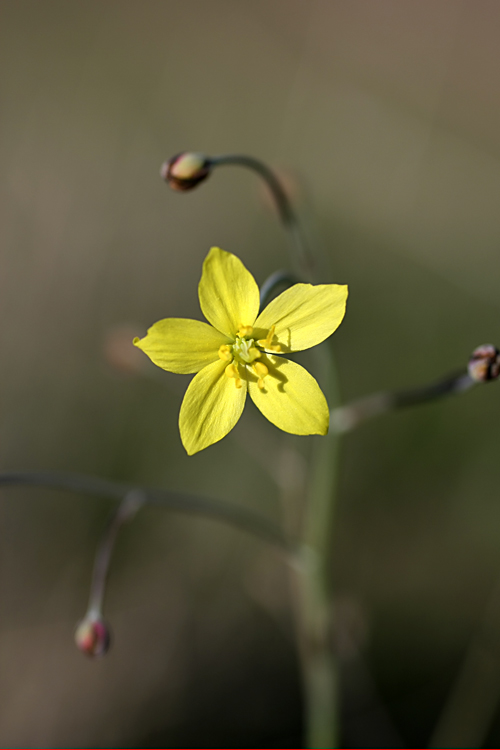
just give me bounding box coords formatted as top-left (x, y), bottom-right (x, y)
top-left (179, 359), bottom-right (247, 455)
top-left (254, 283), bottom-right (348, 352)
top-left (134, 318), bottom-right (230, 374)
top-left (248, 355), bottom-right (329, 435)
top-left (198, 247), bottom-right (260, 337)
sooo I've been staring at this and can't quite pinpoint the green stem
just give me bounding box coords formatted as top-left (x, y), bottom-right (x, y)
top-left (210, 153), bottom-right (343, 746)
top-left (331, 371), bottom-right (475, 433)
top-left (210, 154), bottom-right (315, 280)
top-left (0, 471), bottom-right (289, 550)
top-left (298, 341), bottom-right (342, 748)
top-left (88, 490), bottom-right (145, 615)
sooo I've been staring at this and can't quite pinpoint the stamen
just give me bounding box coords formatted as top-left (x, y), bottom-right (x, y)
top-left (218, 345), bottom-right (232, 361)
top-left (257, 325), bottom-right (281, 353)
top-left (248, 347), bottom-right (261, 360)
top-left (225, 362), bottom-right (242, 389)
top-left (225, 362), bottom-right (239, 378)
top-left (252, 361), bottom-right (269, 390)
top-left (253, 362), bottom-right (268, 377)
top-left (238, 325), bottom-right (254, 337)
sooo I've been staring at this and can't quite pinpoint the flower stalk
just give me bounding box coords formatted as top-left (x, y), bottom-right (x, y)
top-left (76, 491), bottom-right (144, 657)
top-left (210, 154), bottom-right (315, 280)
top-left (331, 370), bottom-right (474, 433)
top-left (299, 340), bottom-right (343, 748)
top-left (87, 490), bottom-right (145, 617)
top-left (206, 154), bottom-right (345, 746)
top-left (0, 471), bottom-right (289, 549)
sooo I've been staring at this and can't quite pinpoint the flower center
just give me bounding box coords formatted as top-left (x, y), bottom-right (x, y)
top-left (232, 335), bottom-right (261, 364)
top-left (218, 324), bottom-right (278, 391)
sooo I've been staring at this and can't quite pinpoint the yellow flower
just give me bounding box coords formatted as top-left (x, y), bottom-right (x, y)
top-left (134, 247), bottom-right (348, 455)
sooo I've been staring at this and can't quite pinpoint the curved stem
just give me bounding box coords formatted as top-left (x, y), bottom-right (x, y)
top-left (88, 490), bottom-right (145, 614)
top-left (0, 472), bottom-right (290, 551)
top-left (259, 269), bottom-right (300, 307)
top-left (210, 154), bottom-right (315, 281)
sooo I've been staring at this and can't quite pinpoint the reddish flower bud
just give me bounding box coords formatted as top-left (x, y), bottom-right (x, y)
top-left (160, 152), bottom-right (211, 191)
top-left (468, 344), bottom-right (500, 383)
top-left (75, 613), bottom-right (111, 658)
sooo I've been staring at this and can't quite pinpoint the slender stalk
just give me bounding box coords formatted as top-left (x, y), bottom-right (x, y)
top-left (299, 339), bottom-right (342, 748)
top-left (213, 153), bottom-right (344, 746)
top-left (331, 371), bottom-right (475, 433)
top-left (0, 472), bottom-right (289, 550)
top-left (210, 154), bottom-right (315, 281)
top-left (88, 490), bottom-right (145, 615)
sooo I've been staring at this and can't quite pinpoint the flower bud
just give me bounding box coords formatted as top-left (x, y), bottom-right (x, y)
top-left (468, 344), bottom-right (500, 383)
top-left (75, 613), bottom-right (111, 658)
top-left (160, 152), bottom-right (211, 191)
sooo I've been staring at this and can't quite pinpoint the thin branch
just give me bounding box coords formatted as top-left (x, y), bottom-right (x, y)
top-left (331, 372), bottom-right (475, 433)
top-left (210, 154), bottom-right (315, 281)
top-left (88, 490), bottom-right (145, 614)
top-left (0, 472), bottom-right (290, 551)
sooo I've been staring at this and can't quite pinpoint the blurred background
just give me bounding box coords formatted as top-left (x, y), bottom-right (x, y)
top-left (2, 0), bottom-right (500, 746)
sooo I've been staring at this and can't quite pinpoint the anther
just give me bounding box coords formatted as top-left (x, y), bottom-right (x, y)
top-left (218, 345), bottom-right (232, 361)
top-left (225, 362), bottom-right (243, 389)
top-left (238, 325), bottom-right (254, 337)
top-left (252, 362), bottom-right (269, 390)
top-left (253, 362), bottom-right (268, 377)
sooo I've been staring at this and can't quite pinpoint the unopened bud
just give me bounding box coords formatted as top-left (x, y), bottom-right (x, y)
top-left (468, 344), bottom-right (500, 383)
top-left (161, 152), bottom-right (211, 191)
top-left (75, 613), bottom-right (111, 658)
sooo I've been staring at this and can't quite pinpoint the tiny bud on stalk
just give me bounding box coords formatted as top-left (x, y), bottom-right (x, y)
top-left (161, 152), bottom-right (211, 191)
top-left (468, 344), bottom-right (500, 383)
top-left (75, 613), bottom-right (111, 658)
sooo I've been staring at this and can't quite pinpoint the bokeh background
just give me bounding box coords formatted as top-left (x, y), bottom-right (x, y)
top-left (2, 0), bottom-right (500, 746)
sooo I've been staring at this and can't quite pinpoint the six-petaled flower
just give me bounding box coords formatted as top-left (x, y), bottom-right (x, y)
top-left (134, 247), bottom-right (348, 455)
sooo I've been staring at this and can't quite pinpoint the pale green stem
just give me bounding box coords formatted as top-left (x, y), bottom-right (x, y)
top-left (209, 154), bottom-right (315, 280)
top-left (331, 371), bottom-right (475, 433)
top-left (203, 153), bottom-right (344, 746)
top-left (0, 471), bottom-right (289, 549)
top-left (88, 490), bottom-right (145, 616)
top-left (298, 339), bottom-right (342, 748)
